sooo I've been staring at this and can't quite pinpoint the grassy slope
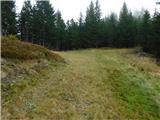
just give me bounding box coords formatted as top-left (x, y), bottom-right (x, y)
top-left (1, 39), bottom-right (64, 119)
top-left (1, 39), bottom-right (63, 61)
top-left (2, 48), bottom-right (160, 120)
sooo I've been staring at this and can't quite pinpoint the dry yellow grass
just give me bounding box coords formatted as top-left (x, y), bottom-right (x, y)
top-left (1, 38), bottom-right (64, 61)
top-left (2, 48), bottom-right (160, 120)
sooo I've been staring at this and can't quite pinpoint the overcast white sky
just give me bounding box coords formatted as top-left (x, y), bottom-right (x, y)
top-left (16, 0), bottom-right (158, 22)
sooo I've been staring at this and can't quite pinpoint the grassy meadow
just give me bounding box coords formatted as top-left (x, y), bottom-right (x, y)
top-left (2, 48), bottom-right (160, 119)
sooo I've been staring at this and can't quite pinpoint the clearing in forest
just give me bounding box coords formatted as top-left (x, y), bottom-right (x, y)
top-left (2, 48), bottom-right (160, 120)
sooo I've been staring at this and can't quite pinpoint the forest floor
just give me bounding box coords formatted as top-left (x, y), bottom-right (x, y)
top-left (2, 48), bottom-right (160, 120)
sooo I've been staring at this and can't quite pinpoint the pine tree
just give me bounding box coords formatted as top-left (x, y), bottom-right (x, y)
top-left (95, 0), bottom-right (102, 47)
top-left (85, 1), bottom-right (101, 47)
top-left (98, 18), bottom-right (109, 47)
top-left (77, 12), bottom-right (85, 48)
top-left (134, 13), bottom-right (143, 46)
top-left (1, 1), bottom-right (16, 35)
top-left (95, 0), bottom-right (101, 22)
top-left (118, 2), bottom-right (135, 47)
top-left (151, 11), bottom-right (160, 58)
top-left (32, 1), bottom-right (56, 47)
top-left (108, 13), bottom-right (118, 46)
top-left (19, 0), bottom-right (33, 41)
top-left (84, 1), bottom-right (96, 47)
top-left (140, 10), bottom-right (152, 51)
top-left (55, 10), bottom-right (66, 50)
top-left (66, 19), bottom-right (79, 49)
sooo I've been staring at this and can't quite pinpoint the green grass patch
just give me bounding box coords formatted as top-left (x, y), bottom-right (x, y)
top-left (2, 76), bottom-right (38, 104)
top-left (107, 69), bottom-right (160, 119)
top-left (95, 49), bottom-right (160, 119)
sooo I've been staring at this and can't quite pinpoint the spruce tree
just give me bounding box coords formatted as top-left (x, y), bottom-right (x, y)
top-left (77, 12), bottom-right (85, 48)
top-left (32, 1), bottom-right (56, 47)
top-left (85, 1), bottom-right (101, 47)
top-left (95, 0), bottom-right (101, 22)
top-left (151, 11), bottom-right (160, 57)
top-left (108, 13), bottom-right (118, 46)
top-left (85, 1), bottom-right (94, 47)
top-left (66, 19), bottom-right (79, 49)
top-left (55, 10), bottom-right (66, 50)
top-left (95, 0), bottom-right (102, 47)
top-left (1, 1), bottom-right (16, 35)
top-left (118, 2), bottom-right (135, 47)
top-left (19, 0), bottom-right (33, 41)
top-left (140, 10), bottom-right (152, 51)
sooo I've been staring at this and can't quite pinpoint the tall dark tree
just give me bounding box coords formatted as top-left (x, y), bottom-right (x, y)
top-left (32, 1), bottom-right (56, 47)
top-left (95, 0), bottom-right (101, 22)
top-left (118, 2), bottom-right (135, 47)
top-left (107, 13), bottom-right (118, 46)
top-left (1, 1), bottom-right (16, 35)
top-left (140, 10), bottom-right (152, 51)
top-left (95, 0), bottom-right (102, 46)
top-left (55, 10), bottom-right (66, 50)
top-left (19, 0), bottom-right (33, 41)
top-left (97, 18), bottom-right (109, 47)
top-left (77, 12), bottom-right (85, 48)
top-left (84, 0), bottom-right (101, 47)
top-left (151, 10), bottom-right (160, 57)
top-left (66, 19), bottom-right (79, 49)
top-left (134, 13), bottom-right (143, 46)
top-left (85, 1), bottom-right (96, 47)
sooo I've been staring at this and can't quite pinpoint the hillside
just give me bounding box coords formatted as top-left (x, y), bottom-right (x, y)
top-left (1, 39), bottom-right (65, 119)
top-left (1, 38), bottom-right (63, 61)
top-left (1, 45), bottom-right (160, 119)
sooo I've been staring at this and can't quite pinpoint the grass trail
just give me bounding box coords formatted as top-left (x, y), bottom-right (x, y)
top-left (2, 49), bottom-right (160, 120)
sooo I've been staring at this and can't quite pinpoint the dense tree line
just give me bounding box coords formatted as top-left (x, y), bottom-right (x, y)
top-left (1, 0), bottom-right (160, 58)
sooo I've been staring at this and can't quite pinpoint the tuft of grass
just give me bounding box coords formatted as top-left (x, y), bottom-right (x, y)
top-left (2, 77), bottom-right (37, 103)
top-left (1, 35), bottom-right (18, 41)
top-left (1, 38), bottom-right (64, 62)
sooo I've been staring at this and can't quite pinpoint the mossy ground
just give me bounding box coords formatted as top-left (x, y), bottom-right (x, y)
top-left (2, 48), bottom-right (160, 120)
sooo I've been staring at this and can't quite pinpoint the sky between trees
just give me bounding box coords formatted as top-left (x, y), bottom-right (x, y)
top-left (16, 0), bottom-right (158, 21)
